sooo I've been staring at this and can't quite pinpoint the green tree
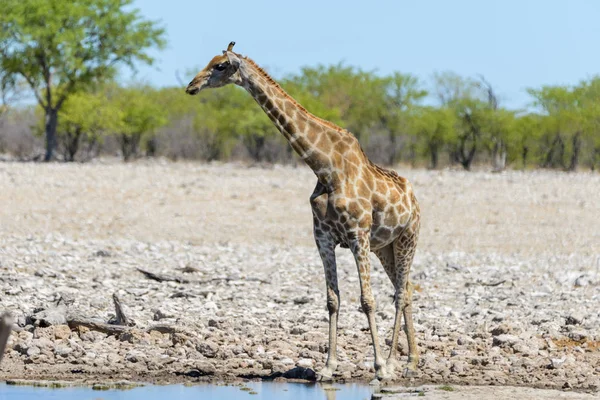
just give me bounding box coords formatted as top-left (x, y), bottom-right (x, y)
top-left (527, 85), bottom-right (582, 170)
top-left (574, 77), bottom-right (600, 170)
top-left (288, 64), bottom-right (387, 142)
top-left (381, 73), bottom-right (427, 165)
top-left (476, 76), bottom-right (514, 171)
top-left (0, 69), bottom-right (22, 123)
top-left (0, 0), bottom-right (165, 161)
top-left (433, 72), bottom-right (487, 170)
top-left (480, 107), bottom-right (515, 171)
top-left (56, 90), bottom-right (117, 161)
top-left (510, 113), bottom-right (543, 168)
top-left (408, 106), bottom-right (456, 168)
top-left (108, 85), bottom-right (167, 161)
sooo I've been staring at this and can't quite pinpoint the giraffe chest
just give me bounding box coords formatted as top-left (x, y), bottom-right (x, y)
top-left (314, 191), bottom-right (410, 250)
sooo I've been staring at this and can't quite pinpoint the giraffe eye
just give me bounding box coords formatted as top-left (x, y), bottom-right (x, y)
top-left (214, 62), bottom-right (229, 71)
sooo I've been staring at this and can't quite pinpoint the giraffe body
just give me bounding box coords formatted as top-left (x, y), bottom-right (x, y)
top-left (186, 42), bottom-right (420, 381)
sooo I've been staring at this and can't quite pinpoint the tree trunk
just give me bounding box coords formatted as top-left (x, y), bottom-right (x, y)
top-left (388, 131), bottom-right (397, 166)
top-left (408, 139), bottom-right (417, 167)
top-left (568, 131), bottom-right (581, 172)
top-left (120, 133), bottom-right (141, 161)
top-left (456, 134), bottom-right (476, 170)
top-left (44, 108), bottom-right (58, 161)
top-left (521, 146), bottom-right (529, 169)
top-left (492, 139), bottom-right (507, 172)
top-left (428, 142), bottom-right (439, 169)
top-left (244, 134), bottom-right (265, 162)
top-left (146, 136), bottom-right (157, 157)
top-left (82, 136), bottom-right (99, 162)
top-left (592, 146), bottom-right (600, 172)
top-left (455, 113), bottom-right (478, 171)
top-left (62, 127), bottom-right (82, 162)
top-left (543, 133), bottom-right (565, 169)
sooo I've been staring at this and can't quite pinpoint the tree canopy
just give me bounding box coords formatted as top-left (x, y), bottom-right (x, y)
top-left (0, 0), bottom-right (166, 160)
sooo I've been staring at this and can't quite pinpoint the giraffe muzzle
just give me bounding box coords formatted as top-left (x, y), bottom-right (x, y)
top-left (185, 83), bottom-right (201, 95)
top-left (186, 76), bottom-right (208, 95)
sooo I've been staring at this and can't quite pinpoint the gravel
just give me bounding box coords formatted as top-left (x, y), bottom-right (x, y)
top-left (0, 160), bottom-right (599, 394)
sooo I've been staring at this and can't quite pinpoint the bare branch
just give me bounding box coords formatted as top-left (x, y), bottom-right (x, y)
top-left (477, 74), bottom-right (498, 110)
top-left (112, 293), bottom-right (132, 326)
top-left (175, 70), bottom-right (186, 87)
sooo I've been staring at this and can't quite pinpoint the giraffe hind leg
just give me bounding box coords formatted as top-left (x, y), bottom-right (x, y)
top-left (392, 226), bottom-right (420, 376)
top-left (374, 227), bottom-right (419, 377)
top-left (373, 244), bottom-right (402, 376)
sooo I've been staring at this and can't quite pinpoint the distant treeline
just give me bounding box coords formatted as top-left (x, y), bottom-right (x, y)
top-left (2, 66), bottom-right (600, 171)
top-left (1, 0), bottom-right (598, 170)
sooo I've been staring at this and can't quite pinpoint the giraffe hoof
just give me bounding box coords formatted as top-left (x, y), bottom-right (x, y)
top-left (385, 359), bottom-right (400, 375)
top-left (402, 366), bottom-right (419, 378)
top-left (316, 367), bottom-right (334, 382)
top-left (375, 364), bottom-right (393, 381)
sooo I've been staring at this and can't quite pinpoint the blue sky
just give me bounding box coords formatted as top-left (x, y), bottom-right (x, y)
top-left (129, 0), bottom-right (600, 109)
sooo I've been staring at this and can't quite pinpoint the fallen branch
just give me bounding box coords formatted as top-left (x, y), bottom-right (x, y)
top-left (67, 315), bottom-right (189, 337)
top-left (146, 324), bottom-right (191, 335)
top-left (136, 268), bottom-right (190, 283)
top-left (481, 279), bottom-right (507, 287)
top-left (0, 313), bottom-right (12, 364)
top-left (466, 279), bottom-right (507, 287)
top-left (67, 316), bottom-right (129, 335)
top-left (136, 268), bottom-right (270, 286)
top-left (196, 276), bottom-right (271, 285)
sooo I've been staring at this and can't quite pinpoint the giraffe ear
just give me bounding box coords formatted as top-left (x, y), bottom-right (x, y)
top-left (225, 51), bottom-right (241, 69)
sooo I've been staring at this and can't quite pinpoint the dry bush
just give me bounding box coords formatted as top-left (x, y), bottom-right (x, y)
top-left (0, 108), bottom-right (43, 159)
top-left (230, 135), bottom-right (294, 164)
top-left (155, 117), bottom-right (227, 161)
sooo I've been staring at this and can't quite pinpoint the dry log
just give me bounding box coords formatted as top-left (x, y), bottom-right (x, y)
top-left (67, 316), bottom-right (129, 335)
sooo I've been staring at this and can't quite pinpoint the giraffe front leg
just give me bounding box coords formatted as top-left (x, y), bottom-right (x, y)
top-left (315, 235), bottom-right (340, 382)
top-left (351, 231), bottom-right (389, 382)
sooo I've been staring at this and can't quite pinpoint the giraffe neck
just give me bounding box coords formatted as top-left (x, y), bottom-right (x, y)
top-left (237, 58), bottom-right (344, 176)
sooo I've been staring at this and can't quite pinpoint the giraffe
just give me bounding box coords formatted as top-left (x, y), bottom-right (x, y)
top-left (186, 42), bottom-right (421, 382)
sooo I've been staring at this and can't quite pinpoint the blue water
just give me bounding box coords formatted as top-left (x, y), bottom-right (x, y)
top-left (0, 382), bottom-right (373, 400)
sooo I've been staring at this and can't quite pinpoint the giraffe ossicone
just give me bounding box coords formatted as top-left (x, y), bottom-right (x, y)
top-left (186, 42), bottom-right (421, 382)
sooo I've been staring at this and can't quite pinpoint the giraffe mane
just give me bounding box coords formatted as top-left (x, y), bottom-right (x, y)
top-left (240, 55), bottom-right (346, 134)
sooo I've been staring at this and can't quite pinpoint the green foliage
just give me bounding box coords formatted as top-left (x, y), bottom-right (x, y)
top-left (56, 90), bottom-right (119, 161)
top-left (0, 0), bottom-right (166, 160)
top-left (408, 106), bottom-right (456, 168)
top-left (527, 85), bottom-right (585, 170)
top-left (107, 85), bottom-right (168, 160)
top-left (286, 64), bottom-right (390, 140)
top-left (509, 113), bottom-right (543, 168)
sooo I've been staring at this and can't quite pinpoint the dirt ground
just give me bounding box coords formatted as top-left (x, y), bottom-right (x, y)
top-left (0, 160), bottom-right (599, 399)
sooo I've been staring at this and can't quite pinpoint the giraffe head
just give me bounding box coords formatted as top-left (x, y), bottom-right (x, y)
top-left (186, 41), bottom-right (243, 95)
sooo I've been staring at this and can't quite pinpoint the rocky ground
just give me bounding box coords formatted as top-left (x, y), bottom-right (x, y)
top-left (0, 160), bottom-right (599, 396)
